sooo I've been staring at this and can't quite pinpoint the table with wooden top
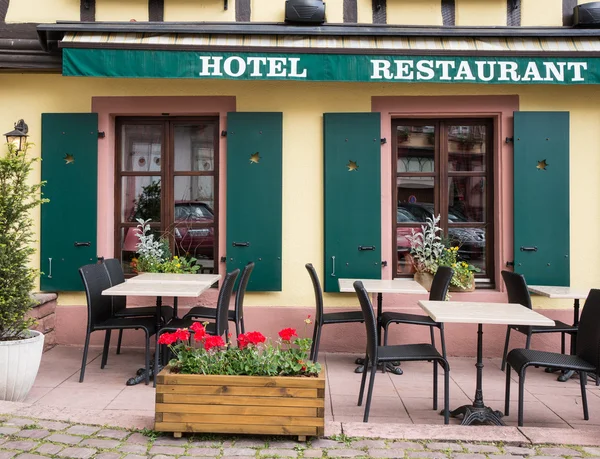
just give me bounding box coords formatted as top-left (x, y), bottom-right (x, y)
top-left (418, 300), bottom-right (555, 426)
top-left (528, 285), bottom-right (590, 381)
top-left (102, 273), bottom-right (221, 385)
top-left (339, 278), bottom-right (428, 375)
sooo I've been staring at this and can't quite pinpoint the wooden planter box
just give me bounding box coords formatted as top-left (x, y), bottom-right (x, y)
top-left (155, 368), bottom-right (326, 440)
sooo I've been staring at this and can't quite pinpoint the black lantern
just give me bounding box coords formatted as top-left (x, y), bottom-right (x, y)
top-left (4, 119), bottom-right (28, 151)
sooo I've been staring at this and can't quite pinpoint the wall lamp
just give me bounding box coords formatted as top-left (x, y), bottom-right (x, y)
top-left (4, 119), bottom-right (29, 152)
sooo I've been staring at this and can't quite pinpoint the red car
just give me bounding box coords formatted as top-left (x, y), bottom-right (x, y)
top-left (123, 201), bottom-right (215, 260)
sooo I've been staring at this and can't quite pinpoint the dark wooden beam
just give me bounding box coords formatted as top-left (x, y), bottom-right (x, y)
top-left (372, 0), bottom-right (386, 24)
top-left (507, 0), bottom-right (520, 26)
top-left (80, 0), bottom-right (95, 22)
top-left (343, 0), bottom-right (357, 23)
top-left (563, 0), bottom-right (577, 26)
top-left (149, 0), bottom-right (164, 22)
top-left (0, 22), bottom-right (37, 39)
top-left (0, 0), bottom-right (9, 23)
top-left (441, 0), bottom-right (455, 26)
top-left (236, 0), bottom-right (250, 22)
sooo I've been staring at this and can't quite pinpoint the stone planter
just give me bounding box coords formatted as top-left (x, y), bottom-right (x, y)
top-left (414, 272), bottom-right (434, 291)
top-left (155, 367), bottom-right (326, 440)
top-left (0, 330), bottom-right (44, 402)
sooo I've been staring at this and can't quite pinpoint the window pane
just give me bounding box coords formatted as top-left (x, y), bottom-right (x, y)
top-left (448, 227), bottom-right (487, 275)
top-left (174, 124), bottom-right (215, 172)
top-left (174, 176), bottom-right (215, 212)
top-left (397, 225), bottom-right (420, 275)
top-left (396, 125), bottom-right (435, 173)
top-left (173, 224), bottom-right (215, 272)
top-left (120, 226), bottom-right (162, 275)
top-left (121, 176), bottom-right (161, 223)
top-left (448, 177), bottom-right (486, 223)
top-left (448, 125), bottom-right (487, 172)
top-left (121, 125), bottom-right (162, 172)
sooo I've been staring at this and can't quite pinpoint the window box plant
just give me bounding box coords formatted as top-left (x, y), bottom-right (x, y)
top-left (0, 141), bottom-right (47, 401)
top-left (154, 323), bottom-right (325, 440)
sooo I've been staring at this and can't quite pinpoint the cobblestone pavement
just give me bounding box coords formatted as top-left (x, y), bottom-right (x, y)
top-left (1, 415), bottom-right (600, 459)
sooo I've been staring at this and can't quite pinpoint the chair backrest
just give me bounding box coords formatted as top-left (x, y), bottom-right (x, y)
top-left (429, 266), bottom-right (454, 301)
top-left (501, 270), bottom-right (532, 309)
top-left (353, 280), bottom-right (378, 362)
top-left (79, 263), bottom-right (114, 330)
top-left (235, 262), bottom-right (255, 322)
top-left (102, 258), bottom-right (127, 314)
top-left (305, 263), bottom-right (324, 326)
top-left (215, 268), bottom-right (240, 337)
top-left (576, 289), bottom-right (600, 372)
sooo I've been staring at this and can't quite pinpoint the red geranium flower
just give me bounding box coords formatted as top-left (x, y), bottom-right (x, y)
top-left (246, 331), bottom-right (266, 345)
top-left (204, 335), bottom-right (225, 351)
top-left (278, 328), bottom-right (297, 341)
top-left (238, 333), bottom-right (250, 349)
top-left (190, 322), bottom-right (206, 341)
top-left (157, 332), bottom-right (178, 345)
top-left (173, 328), bottom-right (190, 342)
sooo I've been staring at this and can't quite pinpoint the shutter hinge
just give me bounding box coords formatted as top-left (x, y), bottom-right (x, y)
top-left (98, 131), bottom-right (105, 139)
top-left (505, 137), bottom-right (514, 144)
top-left (221, 130), bottom-right (227, 137)
top-left (506, 261), bottom-right (515, 267)
top-left (381, 260), bottom-right (388, 267)
top-left (220, 256), bottom-right (227, 263)
top-left (380, 138), bottom-right (387, 145)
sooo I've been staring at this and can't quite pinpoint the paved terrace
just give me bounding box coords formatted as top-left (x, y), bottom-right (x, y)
top-left (0, 346), bottom-right (599, 456)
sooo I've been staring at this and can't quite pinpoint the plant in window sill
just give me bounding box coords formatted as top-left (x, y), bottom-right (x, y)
top-left (438, 246), bottom-right (481, 292)
top-left (405, 215), bottom-right (445, 291)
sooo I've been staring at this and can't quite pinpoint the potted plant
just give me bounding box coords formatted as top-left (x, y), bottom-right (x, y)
top-left (438, 246), bottom-right (481, 292)
top-left (405, 215), bottom-right (445, 290)
top-left (0, 142), bottom-right (47, 401)
top-left (154, 321), bottom-right (325, 440)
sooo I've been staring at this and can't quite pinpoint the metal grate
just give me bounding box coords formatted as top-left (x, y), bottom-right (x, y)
top-left (343, 0), bottom-right (357, 23)
top-left (441, 0), bottom-right (455, 26)
top-left (507, 0), bottom-right (521, 26)
top-left (372, 0), bottom-right (386, 24)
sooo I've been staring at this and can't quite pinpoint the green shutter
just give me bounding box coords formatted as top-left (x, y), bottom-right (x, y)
top-left (323, 113), bottom-right (382, 293)
top-left (513, 111), bottom-right (569, 286)
top-left (41, 113), bottom-right (98, 291)
top-left (226, 113), bottom-right (282, 291)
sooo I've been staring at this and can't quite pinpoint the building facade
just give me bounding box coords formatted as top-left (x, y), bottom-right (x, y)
top-left (1, 0), bottom-right (598, 356)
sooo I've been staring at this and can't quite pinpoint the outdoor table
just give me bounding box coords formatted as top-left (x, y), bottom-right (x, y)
top-left (418, 300), bottom-right (555, 426)
top-left (528, 285), bottom-right (589, 382)
top-left (339, 278), bottom-right (428, 375)
top-left (102, 273), bottom-right (221, 385)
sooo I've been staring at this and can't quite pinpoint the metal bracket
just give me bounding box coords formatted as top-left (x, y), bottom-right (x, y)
top-left (232, 241), bottom-right (250, 247)
top-left (98, 131), bottom-right (105, 139)
top-left (224, 0), bottom-right (228, 10)
top-left (220, 256), bottom-right (227, 263)
top-left (380, 138), bottom-right (387, 145)
top-left (221, 130), bottom-right (227, 137)
top-left (505, 137), bottom-right (514, 143)
top-left (506, 261), bottom-right (515, 267)
top-left (358, 245), bottom-right (376, 251)
top-left (381, 260), bottom-right (388, 267)
top-left (520, 246), bottom-right (538, 252)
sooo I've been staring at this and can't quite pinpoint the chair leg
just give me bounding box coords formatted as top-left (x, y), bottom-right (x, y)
top-left (439, 324), bottom-right (447, 360)
top-left (501, 327), bottom-right (511, 371)
top-left (144, 332), bottom-right (151, 386)
top-left (358, 354), bottom-right (369, 406)
top-left (525, 332), bottom-right (532, 350)
top-left (363, 362), bottom-right (377, 423)
top-left (154, 333), bottom-right (161, 388)
top-left (432, 359), bottom-right (438, 411)
top-left (442, 361), bottom-right (450, 425)
top-left (560, 332), bottom-right (565, 355)
top-left (429, 326), bottom-right (436, 350)
top-left (101, 330), bottom-right (111, 369)
top-left (311, 323), bottom-right (323, 363)
top-left (517, 368), bottom-right (527, 427)
top-left (504, 363), bottom-right (511, 416)
top-left (383, 323), bottom-right (390, 346)
top-left (240, 317), bottom-right (245, 334)
top-left (79, 330), bottom-right (91, 383)
top-left (116, 330), bottom-right (123, 355)
top-left (235, 319), bottom-right (240, 339)
top-left (579, 370), bottom-right (589, 420)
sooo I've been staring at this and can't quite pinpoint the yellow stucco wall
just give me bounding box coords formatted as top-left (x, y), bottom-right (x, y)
top-left (1, 75), bottom-right (598, 309)
top-left (2, 0), bottom-right (581, 26)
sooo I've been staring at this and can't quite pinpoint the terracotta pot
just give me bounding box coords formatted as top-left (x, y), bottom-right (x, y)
top-left (414, 272), bottom-right (434, 291)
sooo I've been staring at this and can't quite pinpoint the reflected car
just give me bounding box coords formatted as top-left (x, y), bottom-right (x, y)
top-left (123, 201), bottom-right (215, 259)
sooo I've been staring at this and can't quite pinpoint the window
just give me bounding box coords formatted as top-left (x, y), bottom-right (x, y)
top-left (115, 117), bottom-right (219, 274)
top-left (394, 119), bottom-right (493, 285)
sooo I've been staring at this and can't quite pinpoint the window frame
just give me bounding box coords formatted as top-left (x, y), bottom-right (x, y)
top-left (114, 116), bottom-right (220, 274)
top-left (391, 117), bottom-right (495, 287)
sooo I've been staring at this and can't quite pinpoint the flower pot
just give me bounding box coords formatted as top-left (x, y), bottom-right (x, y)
top-left (155, 367), bottom-right (325, 440)
top-left (414, 272), bottom-right (434, 291)
top-left (449, 282), bottom-right (476, 293)
top-left (0, 330), bottom-right (44, 402)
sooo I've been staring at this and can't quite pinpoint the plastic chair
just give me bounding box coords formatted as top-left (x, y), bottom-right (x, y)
top-left (505, 289), bottom-right (600, 426)
top-left (353, 280), bottom-right (450, 423)
top-left (79, 263), bottom-right (156, 385)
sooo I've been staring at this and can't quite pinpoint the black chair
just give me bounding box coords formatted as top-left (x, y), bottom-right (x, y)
top-left (184, 262), bottom-right (255, 337)
top-left (500, 270), bottom-right (578, 371)
top-left (305, 263), bottom-right (364, 363)
top-left (380, 267), bottom-right (454, 357)
top-left (154, 268), bottom-right (240, 384)
top-left (505, 289), bottom-right (600, 426)
top-left (353, 280), bottom-right (450, 423)
top-left (103, 258), bottom-right (174, 355)
top-left (79, 263), bottom-right (156, 385)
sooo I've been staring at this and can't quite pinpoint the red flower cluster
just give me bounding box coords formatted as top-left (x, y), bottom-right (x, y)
top-left (204, 335), bottom-right (225, 351)
top-left (237, 331), bottom-right (266, 349)
top-left (158, 328), bottom-right (189, 345)
top-left (278, 328), bottom-right (297, 341)
top-left (190, 322), bottom-right (206, 341)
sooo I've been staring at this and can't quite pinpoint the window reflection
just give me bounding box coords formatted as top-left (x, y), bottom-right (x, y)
top-left (397, 125), bottom-right (435, 174)
top-left (448, 125), bottom-right (486, 172)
